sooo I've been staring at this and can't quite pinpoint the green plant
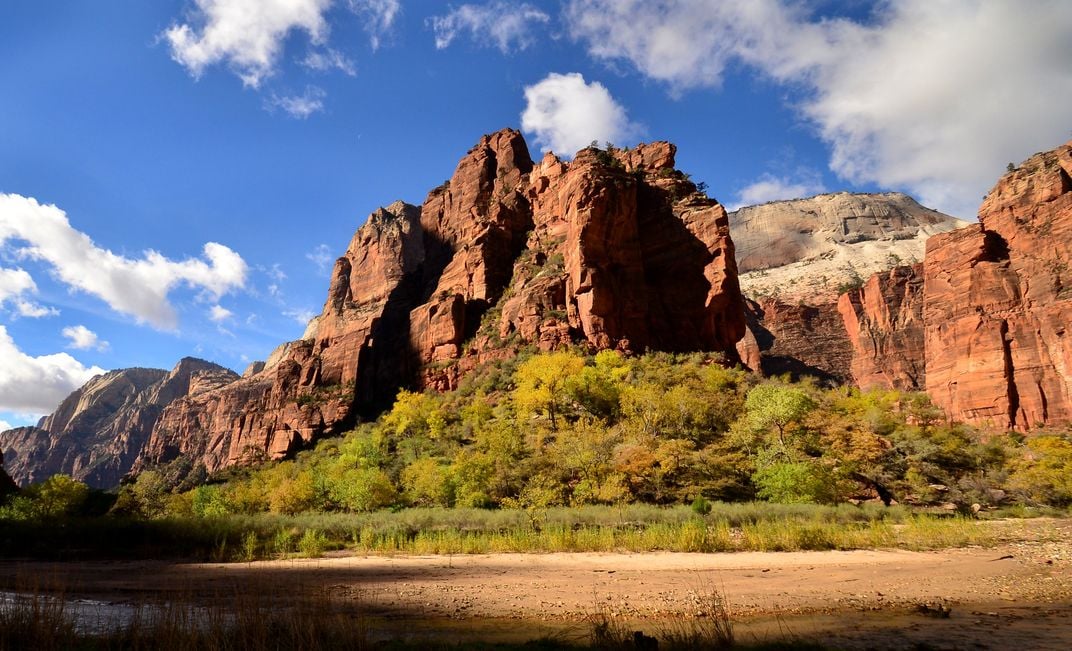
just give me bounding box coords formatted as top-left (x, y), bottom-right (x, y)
top-left (241, 530), bottom-right (259, 562)
top-left (299, 528), bottom-right (329, 557)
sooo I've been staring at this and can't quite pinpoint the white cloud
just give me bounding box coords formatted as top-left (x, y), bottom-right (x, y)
top-left (0, 194), bottom-right (248, 330)
top-left (0, 267), bottom-right (56, 318)
top-left (520, 72), bottom-right (641, 155)
top-left (0, 419), bottom-right (11, 432)
top-left (306, 244), bottom-right (334, 274)
top-left (565, 0), bottom-right (1072, 218)
top-left (284, 308), bottom-right (317, 324)
top-left (163, 0), bottom-right (333, 88)
top-left (431, 1), bottom-right (549, 53)
top-left (265, 86), bottom-right (326, 118)
top-left (209, 304), bottom-right (234, 322)
top-left (61, 325), bottom-right (109, 352)
top-left (302, 47), bottom-right (356, 75)
top-left (349, 0), bottom-right (401, 50)
top-left (729, 172), bottom-right (826, 211)
top-left (0, 325), bottom-right (105, 413)
top-left (266, 264), bottom-right (287, 282)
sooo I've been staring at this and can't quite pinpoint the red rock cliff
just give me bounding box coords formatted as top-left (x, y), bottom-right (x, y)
top-left (838, 264), bottom-right (926, 391)
top-left (140, 130), bottom-right (748, 474)
top-left (924, 141), bottom-right (1072, 429)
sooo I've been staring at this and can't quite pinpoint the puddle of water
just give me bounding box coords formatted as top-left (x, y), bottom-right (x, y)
top-left (0, 591), bottom-right (227, 636)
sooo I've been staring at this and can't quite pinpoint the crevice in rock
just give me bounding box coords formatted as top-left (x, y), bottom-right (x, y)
top-left (1038, 381), bottom-right (1049, 421)
top-left (1000, 319), bottom-right (1020, 429)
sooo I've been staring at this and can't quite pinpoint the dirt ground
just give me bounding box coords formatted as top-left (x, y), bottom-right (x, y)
top-left (3, 519), bottom-right (1071, 649)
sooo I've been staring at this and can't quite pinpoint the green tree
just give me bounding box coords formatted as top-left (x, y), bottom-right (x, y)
top-left (32, 474), bottom-right (90, 518)
top-left (514, 350), bottom-right (586, 431)
top-left (402, 457), bottom-right (454, 507)
top-left (1009, 435), bottom-right (1072, 506)
top-left (745, 384), bottom-right (816, 449)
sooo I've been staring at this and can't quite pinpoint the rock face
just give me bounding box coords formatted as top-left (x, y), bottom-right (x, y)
top-left (838, 264), bottom-right (927, 391)
top-left (138, 130), bottom-right (748, 475)
top-left (737, 298), bottom-right (854, 384)
top-left (500, 144), bottom-right (744, 354)
top-left (0, 359), bottom-right (236, 488)
top-left (731, 192), bottom-right (965, 302)
top-left (924, 141), bottom-right (1072, 429)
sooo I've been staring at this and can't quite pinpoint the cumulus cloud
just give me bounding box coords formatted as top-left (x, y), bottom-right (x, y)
top-left (163, 0), bottom-right (333, 88)
top-left (349, 0), bottom-right (401, 50)
top-left (729, 172), bottom-right (826, 211)
top-left (265, 86), bottom-right (327, 118)
top-left (431, 1), bottom-right (550, 53)
top-left (62, 325), bottom-right (109, 352)
top-left (0, 325), bottom-right (105, 413)
top-left (0, 419), bottom-right (11, 432)
top-left (0, 267), bottom-right (56, 318)
top-left (521, 72), bottom-right (641, 155)
top-left (566, 0), bottom-right (1072, 217)
top-left (0, 194), bottom-right (248, 330)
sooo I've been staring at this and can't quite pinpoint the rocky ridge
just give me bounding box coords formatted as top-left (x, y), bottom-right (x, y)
top-left (732, 192), bottom-right (965, 302)
top-left (0, 359), bottom-right (236, 488)
top-left (0, 450), bottom-right (15, 499)
top-left (136, 130), bottom-right (746, 475)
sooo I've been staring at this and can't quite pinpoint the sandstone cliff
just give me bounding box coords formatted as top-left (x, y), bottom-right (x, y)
top-left (138, 130), bottom-right (747, 475)
top-left (736, 298), bottom-right (854, 384)
top-left (838, 264), bottom-right (926, 391)
top-left (755, 139), bottom-right (1072, 429)
top-left (0, 359), bottom-right (236, 488)
top-left (731, 192), bottom-right (965, 302)
top-left (924, 141), bottom-right (1072, 429)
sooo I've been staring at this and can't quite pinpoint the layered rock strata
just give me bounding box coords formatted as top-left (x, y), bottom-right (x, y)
top-left (732, 192), bottom-right (965, 302)
top-left (736, 298), bottom-right (854, 384)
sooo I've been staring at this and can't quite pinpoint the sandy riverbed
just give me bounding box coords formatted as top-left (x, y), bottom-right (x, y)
top-left (3, 519), bottom-right (1070, 648)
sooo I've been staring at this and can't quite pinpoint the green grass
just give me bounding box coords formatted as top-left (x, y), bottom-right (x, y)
top-left (0, 503), bottom-right (1001, 562)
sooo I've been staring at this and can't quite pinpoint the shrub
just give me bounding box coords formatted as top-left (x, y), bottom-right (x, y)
top-left (299, 529), bottom-right (328, 558)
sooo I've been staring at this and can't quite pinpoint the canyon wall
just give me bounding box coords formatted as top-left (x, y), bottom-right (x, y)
top-left (923, 141), bottom-right (1072, 429)
top-left (137, 130), bottom-right (747, 475)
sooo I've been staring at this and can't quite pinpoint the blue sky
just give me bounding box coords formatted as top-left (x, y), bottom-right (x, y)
top-left (2, 0), bottom-right (1071, 428)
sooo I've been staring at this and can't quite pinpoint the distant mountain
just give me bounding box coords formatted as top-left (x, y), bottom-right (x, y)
top-left (0, 358), bottom-right (237, 488)
top-left (730, 192), bottom-right (967, 301)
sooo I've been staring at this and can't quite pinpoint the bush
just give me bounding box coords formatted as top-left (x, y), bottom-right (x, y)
top-left (753, 461), bottom-right (835, 504)
top-left (299, 529), bottom-right (328, 558)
